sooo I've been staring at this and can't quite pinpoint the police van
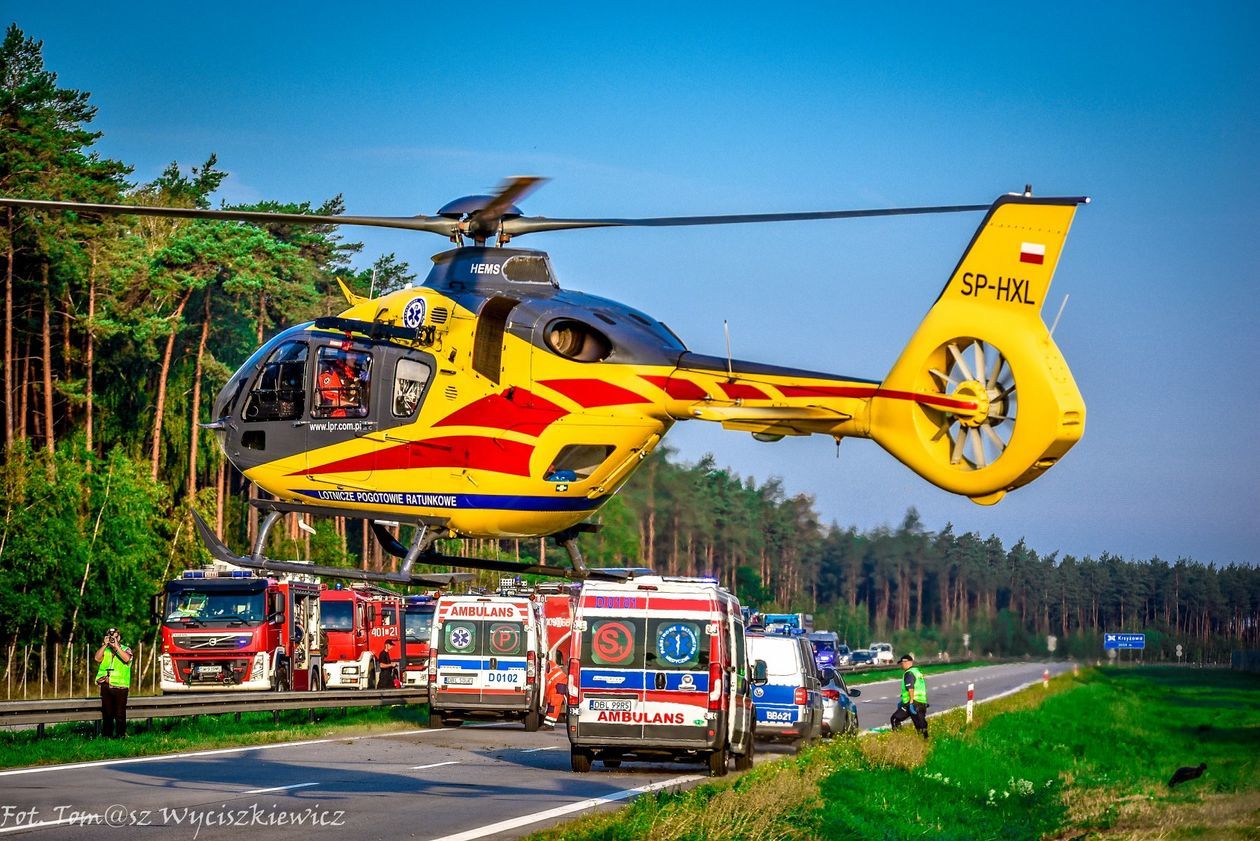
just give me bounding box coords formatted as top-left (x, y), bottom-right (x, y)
top-left (567, 576), bottom-right (758, 777)
top-left (427, 594), bottom-right (544, 730)
top-left (746, 632), bottom-right (824, 750)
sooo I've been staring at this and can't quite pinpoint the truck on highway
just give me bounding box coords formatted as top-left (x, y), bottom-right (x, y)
top-left (761, 612), bottom-right (814, 636)
top-left (320, 583), bottom-right (405, 689)
top-left (156, 564), bottom-right (323, 692)
top-left (566, 576), bottom-right (758, 777)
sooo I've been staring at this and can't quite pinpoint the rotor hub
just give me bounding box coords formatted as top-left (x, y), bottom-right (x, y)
top-left (952, 380), bottom-right (991, 428)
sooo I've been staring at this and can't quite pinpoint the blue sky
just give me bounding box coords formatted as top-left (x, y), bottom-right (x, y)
top-left (10, 2), bottom-right (1259, 565)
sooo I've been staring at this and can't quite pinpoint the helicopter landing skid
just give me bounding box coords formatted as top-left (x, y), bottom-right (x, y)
top-left (190, 509), bottom-right (470, 586)
top-left (191, 505), bottom-right (625, 585)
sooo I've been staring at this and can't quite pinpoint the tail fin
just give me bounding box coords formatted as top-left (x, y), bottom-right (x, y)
top-left (870, 193), bottom-right (1088, 504)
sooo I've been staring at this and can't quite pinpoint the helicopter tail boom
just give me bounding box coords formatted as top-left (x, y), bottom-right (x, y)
top-left (868, 193), bottom-right (1088, 504)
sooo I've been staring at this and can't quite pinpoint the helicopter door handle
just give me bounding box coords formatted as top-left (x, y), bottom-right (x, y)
top-left (291, 420), bottom-right (307, 427)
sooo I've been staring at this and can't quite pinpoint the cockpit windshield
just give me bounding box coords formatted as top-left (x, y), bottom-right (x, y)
top-left (164, 588), bottom-right (266, 627)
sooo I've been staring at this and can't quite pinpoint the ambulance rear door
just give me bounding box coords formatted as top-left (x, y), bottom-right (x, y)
top-left (642, 590), bottom-right (715, 745)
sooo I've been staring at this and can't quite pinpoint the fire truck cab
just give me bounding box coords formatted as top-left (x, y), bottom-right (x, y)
top-left (320, 584), bottom-right (404, 689)
top-left (156, 564), bottom-right (322, 692)
top-left (402, 595), bottom-right (437, 689)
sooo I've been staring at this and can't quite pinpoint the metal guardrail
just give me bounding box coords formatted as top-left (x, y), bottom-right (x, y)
top-left (0, 688), bottom-right (427, 728)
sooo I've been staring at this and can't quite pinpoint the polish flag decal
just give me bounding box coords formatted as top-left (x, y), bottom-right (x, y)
top-left (1019, 242), bottom-right (1046, 265)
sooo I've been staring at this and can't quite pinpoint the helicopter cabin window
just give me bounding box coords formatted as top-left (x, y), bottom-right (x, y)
top-left (544, 444), bottom-right (615, 482)
top-left (502, 255), bottom-right (556, 285)
top-left (472, 296), bottom-right (519, 383)
top-left (393, 358), bottom-right (432, 418)
top-left (243, 341), bottom-right (308, 423)
top-left (313, 346), bottom-right (372, 419)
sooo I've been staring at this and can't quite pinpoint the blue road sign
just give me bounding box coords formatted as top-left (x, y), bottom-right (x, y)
top-left (1104, 633), bottom-right (1145, 650)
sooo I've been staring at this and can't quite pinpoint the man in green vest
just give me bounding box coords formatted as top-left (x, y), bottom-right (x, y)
top-left (94, 628), bottom-right (133, 738)
top-left (890, 653), bottom-right (929, 738)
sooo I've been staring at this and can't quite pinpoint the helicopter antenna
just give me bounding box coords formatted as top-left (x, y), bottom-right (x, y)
top-left (1049, 293), bottom-right (1070, 336)
top-left (724, 320), bottom-right (734, 379)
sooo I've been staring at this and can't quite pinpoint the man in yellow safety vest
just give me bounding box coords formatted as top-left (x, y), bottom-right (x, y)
top-left (889, 653), bottom-right (929, 738)
top-left (94, 627), bottom-right (133, 738)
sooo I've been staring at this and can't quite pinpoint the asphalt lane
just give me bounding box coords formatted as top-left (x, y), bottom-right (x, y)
top-left (0, 661), bottom-right (1073, 840)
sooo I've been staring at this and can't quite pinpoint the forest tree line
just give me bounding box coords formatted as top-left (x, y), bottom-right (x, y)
top-left (0, 25), bottom-right (1255, 677)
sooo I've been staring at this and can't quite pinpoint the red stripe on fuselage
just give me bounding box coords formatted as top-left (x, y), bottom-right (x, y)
top-left (777, 384), bottom-right (977, 412)
top-left (293, 436), bottom-right (534, 477)
top-left (539, 379), bottom-right (651, 408)
top-left (640, 375), bottom-right (708, 401)
top-left (718, 382), bottom-right (770, 400)
top-left (434, 388), bottom-right (568, 436)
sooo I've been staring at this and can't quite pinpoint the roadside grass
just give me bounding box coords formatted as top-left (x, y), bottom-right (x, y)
top-left (0, 704), bottom-right (429, 769)
top-left (844, 659), bottom-right (1005, 686)
top-left (530, 667), bottom-right (1260, 841)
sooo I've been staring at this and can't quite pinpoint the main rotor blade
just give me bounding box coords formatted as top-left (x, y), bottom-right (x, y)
top-left (501, 202), bottom-right (990, 237)
top-left (0, 197), bottom-right (459, 236)
top-left (464, 176), bottom-right (547, 239)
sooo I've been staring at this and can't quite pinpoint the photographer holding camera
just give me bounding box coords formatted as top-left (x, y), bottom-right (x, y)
top-left (94, 628), bottom-right (133, 738)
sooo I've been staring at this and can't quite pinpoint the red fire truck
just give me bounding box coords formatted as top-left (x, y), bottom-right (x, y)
top-left (157, 564), bottom-right (323, 692)
top-left (320, 584), bottom-right (404, 689)
top-left (539, 586), bottom-right (578, 673)
top-left (402, 595), bottom-right (437, 689)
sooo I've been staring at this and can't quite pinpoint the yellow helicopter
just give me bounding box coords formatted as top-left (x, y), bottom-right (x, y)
top-left (0, 178), bottom-right (1087, 584)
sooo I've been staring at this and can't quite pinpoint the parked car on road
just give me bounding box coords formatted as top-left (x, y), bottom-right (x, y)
top-left (819, 667), bottom-right (860, 737)
top-left (870, 642), bottom-right (895, 664)
top-left (850, 650), bottom-right (874, 666)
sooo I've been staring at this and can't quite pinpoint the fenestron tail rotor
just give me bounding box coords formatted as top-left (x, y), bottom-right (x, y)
top-left (926, 338), bottom-right (1018, 470)
top-left (870, 194), bottom-right (1087, 505)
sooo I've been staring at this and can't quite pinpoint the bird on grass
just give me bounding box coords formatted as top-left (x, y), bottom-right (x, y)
top-left (1167, 763), bottom-right (1207, 787)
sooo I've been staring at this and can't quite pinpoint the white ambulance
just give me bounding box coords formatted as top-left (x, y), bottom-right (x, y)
top-left (566, 576), bottom-right (759, 776)
top-left (427, 594), bottom-right (545, 730)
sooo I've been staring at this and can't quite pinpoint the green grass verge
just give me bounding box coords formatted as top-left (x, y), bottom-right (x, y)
top-left (530, 667), bottom-right (1260, 841)
top-left (844, 659), bottom-right (1001, 686)
top-left (0, 704), bottom-right (430, 770)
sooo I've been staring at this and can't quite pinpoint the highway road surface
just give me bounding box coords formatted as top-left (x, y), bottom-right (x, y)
top-left (0, 661), bottom-right (1072, 840)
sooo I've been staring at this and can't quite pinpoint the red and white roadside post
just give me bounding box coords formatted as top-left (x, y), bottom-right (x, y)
top-left (965, 683), bottom-right (975, 724)
top-left (1042, 668), bottom-right (1050, 689)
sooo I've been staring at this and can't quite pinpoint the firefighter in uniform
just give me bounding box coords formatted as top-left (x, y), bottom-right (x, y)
top-left (889, 653), bottom-right (929, 738)
top-left (94, 628), bottom-right (133, 738)
top-left (542, 652), bottom-right (567, 728)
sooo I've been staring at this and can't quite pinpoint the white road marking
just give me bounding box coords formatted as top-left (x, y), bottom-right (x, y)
top-left (0, 728), bottom-right (448, 778)
top-left (0, 816), bottom-right (99, 835)
top-left (243, 782), bottom-right (318, 794)
top-left (521, 746), bottom-right (563, 753)
top-left (413, 761), bottom-right (461, 770)
top-left (431, 775), bottom-right (702, 841)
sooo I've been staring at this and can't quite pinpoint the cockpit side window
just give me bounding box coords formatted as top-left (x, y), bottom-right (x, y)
top-left (313, 346), bottom-right (372, 419)
top-left (243, 341), bottom-right (308, 423)
top-left (393, 358), bottom-right (432, 418)
top-left (544, 444), bottom-right (615, 482)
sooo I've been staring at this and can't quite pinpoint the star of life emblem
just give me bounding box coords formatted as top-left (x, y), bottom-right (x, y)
top-left (403, 297), bottom-right (427, 328)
